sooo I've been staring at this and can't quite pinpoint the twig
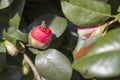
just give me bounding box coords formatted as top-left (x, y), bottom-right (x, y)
top-left (23, 53), bottom-right (41, 80)
top-left (104, 18), bottom-right (118, 27)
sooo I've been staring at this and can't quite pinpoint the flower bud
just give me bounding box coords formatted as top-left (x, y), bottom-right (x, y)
top-left (29, 21), bottom-right (52, 49)
top-left (4, 40), bottom-right (18, 56)
top-left (22, 59), bottom-right (30, 75)
top-left (77, 25), bottom-right (101, 40)
top-left (22, 64), bottom-right (30, 75)
top-left (22, 65), bottom-right (30, 75)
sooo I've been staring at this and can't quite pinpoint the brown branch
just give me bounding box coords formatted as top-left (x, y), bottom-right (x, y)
top-left (23, 53), bottom-right (41, 80)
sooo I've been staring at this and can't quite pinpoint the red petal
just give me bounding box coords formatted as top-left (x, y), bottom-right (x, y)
top-left (31, 25), bottom-right (52, 43)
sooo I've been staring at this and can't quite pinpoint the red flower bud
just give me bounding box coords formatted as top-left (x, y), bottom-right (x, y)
top-left (29, 21), bottom-right (52, 49)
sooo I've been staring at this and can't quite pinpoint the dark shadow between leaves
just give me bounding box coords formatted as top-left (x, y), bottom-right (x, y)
top-left (27, 14), bottom-right (55, 33)
top-left (71, 69), bottom-right (92, 80)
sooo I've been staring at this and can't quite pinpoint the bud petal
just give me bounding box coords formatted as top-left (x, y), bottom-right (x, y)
top-left (4, 40), bottom-right (18, 56)
top-left (22, 59), bottom-right (30, 75)
top-left (22, 64), bottom-right (30, 75)
top-left (77, 25), bottom-right (100, 40)
top-left (29, 24), bottom-right (52, 49)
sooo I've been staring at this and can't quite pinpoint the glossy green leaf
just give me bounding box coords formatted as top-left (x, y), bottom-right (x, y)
top-left (28, 14), bottom-right (67, 38)
top-left (73, 28), bottom-right (120, 78)
top-left (0, 40), bottom-right (6, 72)
top-left (35, 49), bottom-right (72, 80)
top-left (0, 66), bottom-right (22, 80)
top-left (73, 35), bottom-right (101, 55)
top-left (61, 0), bottom-right (111, 26)
top-left (0, 0), bottom-right (13, 9)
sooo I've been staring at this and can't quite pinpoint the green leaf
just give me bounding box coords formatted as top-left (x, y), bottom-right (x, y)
top-left (3, 28), bottom-right (26, 53)
top-left (73, 35), bottom-right (101, 55)
top-left (35, 49), bottom-right (72, 80)
top-left (0, 0), bottom-right (25, 29)
top-left (0, 66), bottom-right (22, 80)
top-left (117, 6), bottom-right (120, 22)
top-left (3, 29), bottom-right (17, 46)
top-left (116, 14), bottom-right (120, 22)
top-left (96, 0), bottom-right (108, 3)
top-left (117, 6), bottom-right (120, 12)
top-left (28, 14), bottom-right (67, 38)
top-left (61, 0), bottom-right (111, 26)
top-left (9, 0), bottom-right (25, 28)
top-left (28, 48), bottom-right (42, 55)
top-left (0, 0), bottom-right (13, 9)
top-left (72, 28), bottom-right (120, 78)
top-left (3, 27), bottom-right (28, 43)
top-left (0, 40), bottom-right (6, 72)
top-left (7, 27), bottom-right (28, 43)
